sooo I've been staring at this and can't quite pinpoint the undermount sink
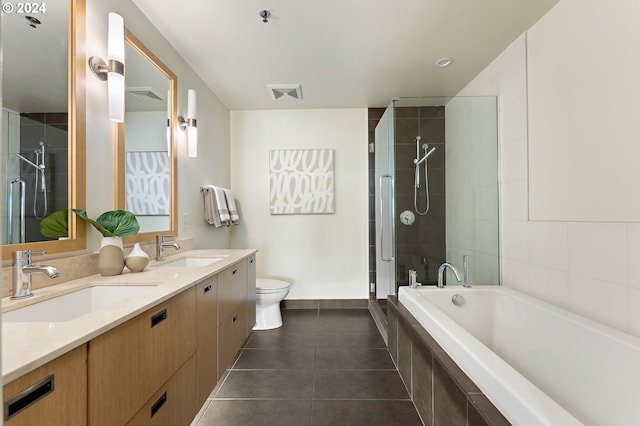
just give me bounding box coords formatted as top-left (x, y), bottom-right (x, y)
top-left (3, 283), bottom-right (162, 323)
top-left (159, 257), bottom-right (224, 268)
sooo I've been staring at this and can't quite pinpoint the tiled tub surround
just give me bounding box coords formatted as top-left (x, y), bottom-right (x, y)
top-left (397, 286), bottom-right (640, 425)
top-left (1, 247), bottom-right (251, 383)
top-left (388, 296), bottom-right (508, 426)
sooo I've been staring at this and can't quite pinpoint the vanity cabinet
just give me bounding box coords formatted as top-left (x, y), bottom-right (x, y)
top-left (247, 254), bottom-right (256, 330)
top-left (196, 276), bottom-right (218, 407)
top-left (88, 287), bottom-right (196, 426)
top-left (3, 345), bottom-right (87, 426)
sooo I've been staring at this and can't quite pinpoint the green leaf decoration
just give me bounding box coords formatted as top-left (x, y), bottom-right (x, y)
top-left (72, 209), bottom-right (139, 237)
top-left (40, 209), bottom-right (69, 238)
top-left (97, 210), bottom-right (140, 237)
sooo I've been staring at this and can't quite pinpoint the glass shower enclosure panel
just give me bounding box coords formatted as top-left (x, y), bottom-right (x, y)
top-left (374, 102), bottom-right (395, 300)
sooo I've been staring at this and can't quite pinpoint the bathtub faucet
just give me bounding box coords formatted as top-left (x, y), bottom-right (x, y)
top-left (409, 269), bottom-right (421, 288)
top-left (437, 262), bottom-right (462, 288)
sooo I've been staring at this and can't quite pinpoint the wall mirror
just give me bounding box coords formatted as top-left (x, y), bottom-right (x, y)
top-left (115, 29), bottom-right (177, 243)
top-left (1, 0), bottom-right (86, 260)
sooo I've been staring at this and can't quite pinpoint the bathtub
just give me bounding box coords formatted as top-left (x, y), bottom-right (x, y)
top-left (398, 286), bottom-right (640, 426)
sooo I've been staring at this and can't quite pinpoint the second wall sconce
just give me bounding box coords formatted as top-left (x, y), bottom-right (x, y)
top-left (89, 13), bottom-right (125, 123)
top-left (179, 89), bottom-right (198, 157)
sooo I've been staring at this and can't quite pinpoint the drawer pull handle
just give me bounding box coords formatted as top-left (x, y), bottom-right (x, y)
top-left (150, 392), bottom-right (167, 418)
top-left (232, 313), bottom-right (239, 323)
top-left (232, 268), bottom-right (238, 275)
top-left (250, 258), bottom-right (254, 264)
top-left (151, 309), bottom-right (168, 328)
top-left (203, 284), bottom-right (213, 294)
top-left (4, 374), bottom-right (54, 421)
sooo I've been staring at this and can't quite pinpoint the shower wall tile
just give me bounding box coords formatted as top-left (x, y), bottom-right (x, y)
top-left (500, 220), bottom-right (528, 263)
top-left (626, 224), bottom-right (640, 290)
top-left (500, 136), bottom-right (528, 183)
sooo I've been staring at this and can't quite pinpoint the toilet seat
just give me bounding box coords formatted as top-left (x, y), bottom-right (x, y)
top-left (256, 278), bottom-right (290, 294)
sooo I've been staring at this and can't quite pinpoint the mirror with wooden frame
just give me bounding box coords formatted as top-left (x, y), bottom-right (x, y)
top-left (1, 0), bottom-right (86, 260)
top-left (115, 29), bottom-right (177, 243)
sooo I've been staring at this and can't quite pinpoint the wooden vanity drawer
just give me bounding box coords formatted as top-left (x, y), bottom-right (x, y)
top-left (88, 287), bottom-right (196, 426)
top-left (218, 259), bottom-right (248, 325)
top-left (127, 355), bottom-right (196, 426)
top-left (217, 302), bottom-right (248, 378)
top-left (3, 345), bottom-right (87, 426)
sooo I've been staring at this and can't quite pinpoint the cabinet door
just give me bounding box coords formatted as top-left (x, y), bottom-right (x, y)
top-left (218, 260), bottom-right (248, 325)
top-left (217, 301), bottom-right (248, 379)
top-left (196, 276), bottom-right (218, 407)
top-left (3, 345), bottom-right (87, 426)
top-left (127, 355), bottom-right (196, 426)
top-left (88, 287), bottom-right (196, 426)
top-left (247, 255), bottom-right (256, 330)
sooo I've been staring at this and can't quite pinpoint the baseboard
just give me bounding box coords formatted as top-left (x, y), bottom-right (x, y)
top-left (281, 299), bottom-right (369, 309)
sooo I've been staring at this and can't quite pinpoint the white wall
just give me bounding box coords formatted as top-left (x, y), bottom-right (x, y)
top-left (229, 109), bottom-right (369, 299)
top-left (458, 25), bottom-right (640, 336)
top-left (86, 0), bottom-right (231, 252)
top-left (527, 0), bottom-right (640, 222)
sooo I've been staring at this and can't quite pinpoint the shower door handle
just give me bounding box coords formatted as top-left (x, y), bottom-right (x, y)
top-left (379, 174), bottom-right (395, 262)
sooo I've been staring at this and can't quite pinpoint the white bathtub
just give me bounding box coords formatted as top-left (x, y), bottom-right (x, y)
top-left (399, 286), bottom-right (640, 426)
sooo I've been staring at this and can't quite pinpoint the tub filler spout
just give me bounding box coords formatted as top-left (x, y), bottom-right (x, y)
top-left (437, 262), bottom-right (461, 288)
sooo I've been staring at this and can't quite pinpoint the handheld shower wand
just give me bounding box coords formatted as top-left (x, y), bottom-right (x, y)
top-left (413, 136), bottom-right (435, 215)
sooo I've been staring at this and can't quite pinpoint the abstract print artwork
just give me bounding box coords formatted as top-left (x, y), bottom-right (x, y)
top-left (269, 149), bottom-right (335, 214)
top-left (126, 151), bottom-right (170, 215)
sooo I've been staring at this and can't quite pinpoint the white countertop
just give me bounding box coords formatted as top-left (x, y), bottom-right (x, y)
top-left (1, 249), bottom-right (257, 383)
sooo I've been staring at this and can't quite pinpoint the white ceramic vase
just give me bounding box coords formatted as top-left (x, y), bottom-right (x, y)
top-left (98, 236), bottom-right (125, 276)
top-left (125, 243), bottom-right (149, 273)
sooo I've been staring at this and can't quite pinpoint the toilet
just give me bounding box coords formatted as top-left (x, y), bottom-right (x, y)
top-left (254, 278), bottom-right (290, 330)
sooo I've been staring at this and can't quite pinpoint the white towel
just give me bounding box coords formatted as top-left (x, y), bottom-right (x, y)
top-left (223, 189), bottom-right (240, 225)
top-left (203, 185), bottom-right (230, 227)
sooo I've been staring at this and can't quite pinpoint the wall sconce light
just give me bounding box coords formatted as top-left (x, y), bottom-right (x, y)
top-left (88, 13), bottom-right (125, 123)
top-left (179, 89), bottom-right (198, 157)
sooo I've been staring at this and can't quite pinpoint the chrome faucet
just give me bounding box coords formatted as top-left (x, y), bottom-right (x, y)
top-left (11, 250), bottom-right (60, 299)
top-left (156, 235), bottom-right (181, 261)
top-left (437, 262), bottom-right (462, 288)
top-left (462, 254), bottom-right (471, 288)
top-left (409, 269), bottom-right (421, 288)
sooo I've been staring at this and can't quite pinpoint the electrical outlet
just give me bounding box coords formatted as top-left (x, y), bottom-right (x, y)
top-left (182, 212), bottom-right (188, 228)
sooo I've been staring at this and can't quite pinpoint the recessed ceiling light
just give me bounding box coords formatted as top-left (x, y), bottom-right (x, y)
top-left (434, 57), bottom-right (454, 68)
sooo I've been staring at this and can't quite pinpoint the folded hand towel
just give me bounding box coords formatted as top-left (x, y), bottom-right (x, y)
top-left (203, 185), bottom-right (230, 227)
top-left (223, 188), bottom-right (240, 225)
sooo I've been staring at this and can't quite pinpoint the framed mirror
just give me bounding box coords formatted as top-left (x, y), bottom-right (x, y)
top-left (115, 29), bottom-right (177, 243)
top-left (1, 0), bottom-right (86, 260)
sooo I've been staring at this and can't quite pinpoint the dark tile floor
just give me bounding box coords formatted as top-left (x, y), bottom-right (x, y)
top-left (192, 308), bottom-right (424, 426)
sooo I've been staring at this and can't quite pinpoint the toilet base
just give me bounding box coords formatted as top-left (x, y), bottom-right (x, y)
top-left (253, 302), bottom-right (283, 330)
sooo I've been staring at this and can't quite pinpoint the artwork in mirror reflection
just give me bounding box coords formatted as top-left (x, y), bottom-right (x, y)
top-left (1, 2), bottom-right (69, 244)
top-left (124, 42), bottom-right (170, 233)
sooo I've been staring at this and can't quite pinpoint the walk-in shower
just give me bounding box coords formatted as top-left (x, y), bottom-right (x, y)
top-left (370, 96), bottom-right (500, 317)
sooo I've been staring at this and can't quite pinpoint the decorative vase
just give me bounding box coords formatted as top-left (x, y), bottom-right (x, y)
top-left (98, 236), bottom-right (125, 276)
top-left (125, 243), bottom-right (149, 273)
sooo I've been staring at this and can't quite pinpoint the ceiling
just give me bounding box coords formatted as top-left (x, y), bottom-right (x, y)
top-left (132, 0), bottom-right (558, 111)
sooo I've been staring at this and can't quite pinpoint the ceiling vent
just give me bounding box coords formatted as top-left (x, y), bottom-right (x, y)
top-left (267, 84), bottom-right (303, 101)
top-left (126, 86), bottom-right (164, 103)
